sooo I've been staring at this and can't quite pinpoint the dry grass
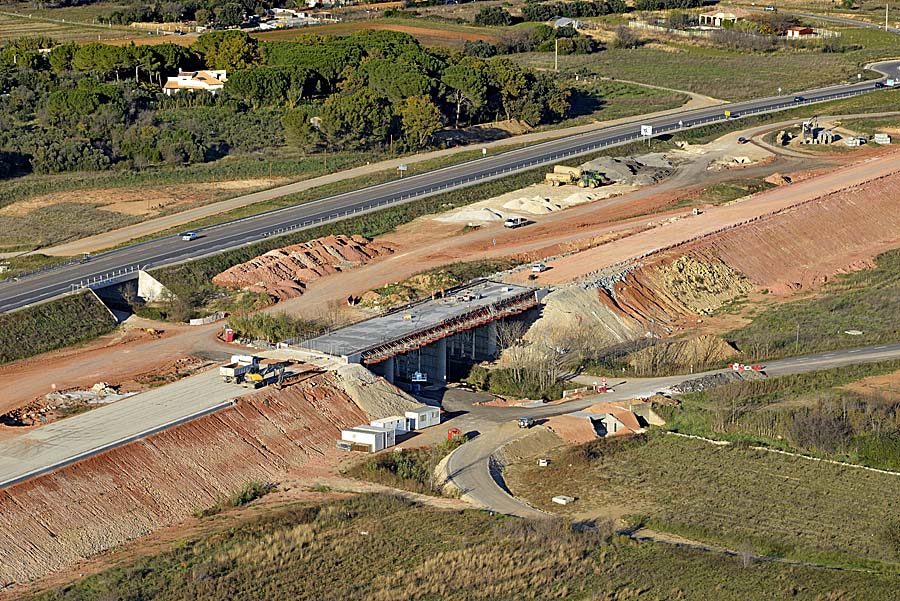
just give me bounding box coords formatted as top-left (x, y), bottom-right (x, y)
top-left (29, 493), bottom-right (900, 600)
top-left (0, 13), bottom-right (141, 43)
top-left (506, 432), bottom-right (900, 570)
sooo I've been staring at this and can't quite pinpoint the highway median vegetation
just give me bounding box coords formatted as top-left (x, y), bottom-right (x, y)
top-left (0, 291), bottom-right (117, 364)
top-left (28, 492), bottom-right (900, 600)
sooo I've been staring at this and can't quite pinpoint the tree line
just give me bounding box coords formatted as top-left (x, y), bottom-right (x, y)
top-left (0, 30), bottom-right (572, 178)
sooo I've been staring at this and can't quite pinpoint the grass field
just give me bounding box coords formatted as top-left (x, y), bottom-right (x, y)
top-left (546, 80), bottom-right (689, 129)
top-left (728, 248), bottom-right (900, 359)
top-left (0, 11), bottom-right (141, 43)
top-left (513, 24), bottom-right (898, 101)
top-left (255, 17), bottom-right (498, 48)
top-left (27, 493), bottom-right (900, 600)
top-left (506, 432), bottom-right (900, 570)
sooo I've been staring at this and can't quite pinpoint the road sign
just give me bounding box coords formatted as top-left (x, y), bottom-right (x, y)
top-left (601, 377), bottom-right (607, 384)
top-left (724, 110), bottom-right (732, 118)
top-left (640, 125), bottom-right (654, 136)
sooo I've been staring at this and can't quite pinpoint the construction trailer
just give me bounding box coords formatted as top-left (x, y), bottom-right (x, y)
top-left (340, 425), bottom-right (395, 452)
top-left (371, 416), bottom-right (408, 434)
top-left (219, 355), bottom-right (259, 383)
top-left (405, 406), bottom-right (440, 430)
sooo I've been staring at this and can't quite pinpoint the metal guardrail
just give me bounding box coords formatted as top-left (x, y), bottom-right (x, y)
top-left (253, 86), bottom-right (869, 242)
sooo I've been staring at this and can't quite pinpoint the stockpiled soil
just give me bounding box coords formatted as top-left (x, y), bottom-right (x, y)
top-left (0, 371), bottom-right (368, 586)
top-left (0, 291), bottom-right (117, 364)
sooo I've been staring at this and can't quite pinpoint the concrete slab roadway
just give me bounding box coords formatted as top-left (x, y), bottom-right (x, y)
top-left (0, 368), bottom-right (252, 489)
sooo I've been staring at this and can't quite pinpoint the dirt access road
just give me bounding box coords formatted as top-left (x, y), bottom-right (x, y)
top-left (0, 127), bottom-right (860, 411)
top-left (514, 149), bottom-right (900, 285)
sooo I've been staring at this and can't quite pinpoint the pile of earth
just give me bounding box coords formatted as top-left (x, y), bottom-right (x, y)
top-left (581, 153), bottom-right (673, 186)
top-left (671, 369), bottom-right (766, 394)
top-left (626, 335), bottom-right (738, 374)
top-left (213, 235), bottom-right (394, 300)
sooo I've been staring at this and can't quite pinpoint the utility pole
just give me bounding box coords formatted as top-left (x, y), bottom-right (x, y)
top-left (554, 38), bottom-right (559, 73)
top-left (886, 3), bottom-right (890, 31)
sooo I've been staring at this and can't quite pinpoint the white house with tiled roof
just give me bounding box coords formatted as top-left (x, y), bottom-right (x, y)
top-left (163, 70), bottom-right (227, 96)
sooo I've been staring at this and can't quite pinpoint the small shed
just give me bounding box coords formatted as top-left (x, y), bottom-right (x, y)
top-left (405, 406), bottom-right (441, 430)
top-left (341, 426), bottom-right (394, 452)
top-left (371, 415), bottom-right (408, 434)
top-left (355, 424), bottom-right (396, 449)
top-left (786, 26), bottom-right (815, 38)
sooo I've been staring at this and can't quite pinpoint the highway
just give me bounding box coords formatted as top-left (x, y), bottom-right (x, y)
top-left (2, 59), bottom-right (900, 313)
top-left (444, 342), bottom-right (900, 517)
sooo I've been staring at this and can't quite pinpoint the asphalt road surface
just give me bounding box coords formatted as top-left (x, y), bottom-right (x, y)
top-left (3, 59), bottom-right (900, 313)
top-left (444, 342), bottom-right (900, 517)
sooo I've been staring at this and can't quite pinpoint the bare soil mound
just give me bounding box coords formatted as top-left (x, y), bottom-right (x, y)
top-left (334, 363), bottom-right (423, 419)
top-left (213, 235), bottom-right (394, 300)
top-left (602, 252), bottom-right (752, 330)
top-left (627, 335), bottom-right (738, 373)
top-left (0, 370), bottom-right (368, 586)
top-left (694, 172), bottom-right (900, 294)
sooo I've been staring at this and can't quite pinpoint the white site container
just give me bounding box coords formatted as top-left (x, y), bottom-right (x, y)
top-left (341, 427), bottom-right (390, 452)
top-left (354, 424), bottom-right (396, 449)
top-left (371, 416), bottom-right (408, 434)
top-left (405, 406), bottom-right (441, 430)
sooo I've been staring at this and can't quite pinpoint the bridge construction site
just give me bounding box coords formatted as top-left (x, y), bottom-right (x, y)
top-left (298, 280), bottom-right (547, 386)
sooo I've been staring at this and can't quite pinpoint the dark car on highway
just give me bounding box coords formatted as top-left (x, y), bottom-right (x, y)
top-left (793, 96), bottom-right (805, 102)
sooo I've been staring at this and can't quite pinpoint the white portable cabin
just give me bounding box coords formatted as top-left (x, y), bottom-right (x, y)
top-left (371, 416), bottom-right (408, 434)
top-left (405, 406), bottom-right (440, 431)
top-left (355, 424), bottom-right (396, 449)
top-left (341, 426), bottom-right (393, 452)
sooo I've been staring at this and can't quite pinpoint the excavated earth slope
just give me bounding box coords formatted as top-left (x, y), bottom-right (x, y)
top-left (600, 171), bottom-right (900, 328)
top-left (0, 370), bottom-right (368, 586)
top-left (213, 234), bottom-right (394, 300)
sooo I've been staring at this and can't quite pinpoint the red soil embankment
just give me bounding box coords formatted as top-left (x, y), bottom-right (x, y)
top-left (213, 234), bottom-right (394, 300)
top-left (0, 370), bottom-right (368, 587)
top-left (601, 170), bottom-right (900, 327)
top-left (697, 171), bottom-right (900, 294)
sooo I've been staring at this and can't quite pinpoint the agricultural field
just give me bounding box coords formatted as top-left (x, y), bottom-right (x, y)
top-left (514, 24), bottom-right (898, 101)
top-left (548, 80), bottom-right (689, 129)
top-left (256, 17), bottom-right (499, 48)
top-left (0, 12), bottom-right (140, 43)
top-left (506, 433), bottom-right (900, 570)
top-left (25, 493), bottom-right (900, 600)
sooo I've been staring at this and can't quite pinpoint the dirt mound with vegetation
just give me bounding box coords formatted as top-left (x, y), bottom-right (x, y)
top-left (627, 335), bottom-right (738, 374)
top-left (0, 370), bottom-right (368, 586)
top-left (522, 286), bottom-right (642, 350)
top-left (213, 235), bottom-right (394, 300)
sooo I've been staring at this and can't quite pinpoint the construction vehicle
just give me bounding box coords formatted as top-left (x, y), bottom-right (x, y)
top-left (545, 164), bottom-right (581, 186)
top-left (577, 170), bottom-right (609, 189)
top-left (239, 362), bottom-right (289, 389)
top-left (219, 355), bottom-right (259, 383)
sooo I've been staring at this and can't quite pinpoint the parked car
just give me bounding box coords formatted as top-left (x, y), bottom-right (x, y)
top-left (181, 231), bottom-right (198, 241)
top-left (531, 262), bottom-right (548, 272)
top-left (503, 217), bottom-right (528, 229)
top-left (737, 137), bottom-right (749, 144)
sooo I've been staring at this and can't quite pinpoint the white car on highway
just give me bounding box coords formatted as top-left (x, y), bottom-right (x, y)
top-left (181, 231), bottom-right (198, 241)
